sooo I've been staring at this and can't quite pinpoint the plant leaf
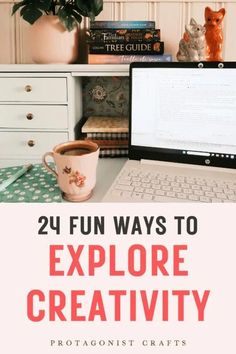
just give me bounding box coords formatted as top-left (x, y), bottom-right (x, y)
top-left (20, 6), bottom-right (43, 24)
top-left (58, 7), bottom-right (77, 31)
top-left (12, 1), bottom-right (27, 15)
top-left (76, 0), bottom-right (103, 18)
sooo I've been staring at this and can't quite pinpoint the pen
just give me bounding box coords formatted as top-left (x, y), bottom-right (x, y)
top-left (0, 164), bottom-right (33, 192)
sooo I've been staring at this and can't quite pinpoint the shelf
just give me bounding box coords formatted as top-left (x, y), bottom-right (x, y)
top-left (0, 64), bottom-right (130, 76)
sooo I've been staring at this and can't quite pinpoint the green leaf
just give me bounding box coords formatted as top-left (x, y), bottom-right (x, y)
top-left (58, 7), bottom-right (77, 31)
top-left (12, 1), bottom-right (26, 15)
top-left (76, 0), bottom-right (103, 18)
top-left (12, 0), bottom-right (53, 21)
top-left (20, 6), bottom-right (43, 24)
top-left (71, 10), bottom-right (82, 24)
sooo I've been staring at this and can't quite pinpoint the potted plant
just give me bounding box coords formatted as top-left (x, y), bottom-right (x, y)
top-left (12, 0), bottom-right (103, 64)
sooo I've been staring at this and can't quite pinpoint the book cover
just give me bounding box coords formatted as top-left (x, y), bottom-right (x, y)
top-left (88, 54), bottom-right (172, 64)
top-left (90, 21), bottom-right (156, 29)
top-left (87, 29), bottom-right (161, 43)
top-left (89, 41), bottom-right (164, 55)
top-left (82, 116), bottom-right (129, 133)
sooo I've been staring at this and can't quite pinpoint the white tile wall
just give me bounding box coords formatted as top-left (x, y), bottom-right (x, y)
top-left (0, 0), bottom-right (235, 63)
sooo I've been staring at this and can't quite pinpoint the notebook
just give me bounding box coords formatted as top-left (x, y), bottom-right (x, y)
top-left (102, 62), bottom-right (236, 203)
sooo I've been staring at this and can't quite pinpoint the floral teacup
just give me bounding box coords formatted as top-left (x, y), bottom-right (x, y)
top-left (42, 141), bottom-right (99, 202)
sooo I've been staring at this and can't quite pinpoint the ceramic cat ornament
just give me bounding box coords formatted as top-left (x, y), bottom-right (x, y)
top-left (205, 7), bottom-right (226, 61)
top-left (177, 18), bottom-right (205, 62)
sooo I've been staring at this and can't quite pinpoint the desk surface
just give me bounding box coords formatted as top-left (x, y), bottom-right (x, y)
top-left (0, 158), bottom-right (127, 203)
top-left (89, 157), bottom-right (126, 202)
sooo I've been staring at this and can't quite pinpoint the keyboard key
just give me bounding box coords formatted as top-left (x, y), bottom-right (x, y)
top-left (115, 184), bottom-right (134, 191)
top-left (223, 189), bottom-right (234, 195)
top-left (155, 190), bottom-right (165, 196)
top-left (132, 181), bottom-right (141, 187)
top-left (163, 186), bottom-right (171, 191)
top-left (192, 185), bottom-right (200, 190)
top-left (118, 180), bottom-right (131, 186)
top-left (122, 191), bottom-right (132, 198)
top-left (167, 191), bottom-right (176, 198)
top-left (177, 193), bottom-right (187, 199)
top-left (183, 188), bottom-right (192, 194)
top-left (142, 178), bottom-right (150, 183)
top-left (205, 191), bottom-right (215, 198)
top-left (189, 195), bottom-right (200, 201)
top-left (171, 182), bottom-right (179, 187)
top-left (132, 177), bottom-right (141, 182)
top-left (142, 194), bottom-right (153, 201)
top-left (131, 192), bottom-right (143, 200)
top-left (194, 190), bottom-right (204, 196)
top-left (228, 195), bottom-right (236, 201)
top-left (152, 184), bottom-right (161, 190)
top-left (200, 196), bottom-right (211, 202)
top-left (134, 187), bottom-right (144, 193)
top-left (145, 188), bottom-right (154, 194)
top-left (213, 187), bottom-right (223, 193)
top-left (211, 198), bottom-right (223, 202)
top-left (161, 181), bottom-right (169, 186)
top-left (216, 193), bottom-right (228, 200)
top-left (202, 186), bottom-right (211, 192)
top-left (173, 187), bottom-right (182, 192)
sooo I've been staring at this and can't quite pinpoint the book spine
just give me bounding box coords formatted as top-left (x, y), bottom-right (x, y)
top-left (99, 148), bottom-right (129, 158)
top-left (88, 54), bottom-right (172, 64)
top-left (86, 132), bottom-right (129, 140)
top-left (90, 21), bottom-right (155, 30)
top-left (85, 138), bottom-right (129, 148)
top-left (87, 29), bottom-right (161, 43)
top-left (89, 41), bottom-right (164, 55)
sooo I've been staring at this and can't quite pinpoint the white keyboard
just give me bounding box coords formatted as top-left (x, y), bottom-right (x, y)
top-left (110, 168), bottom-right (236, 202)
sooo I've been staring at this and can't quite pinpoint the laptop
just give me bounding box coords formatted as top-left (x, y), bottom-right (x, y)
top-left (103, 62), bottom-right (236, 202)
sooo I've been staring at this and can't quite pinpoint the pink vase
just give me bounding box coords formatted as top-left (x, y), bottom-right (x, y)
top-left (29, 15), bottom-right (79, 64)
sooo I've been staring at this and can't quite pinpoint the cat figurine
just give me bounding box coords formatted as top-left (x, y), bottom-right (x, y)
top-left (205, 7), bottom-right (226, 61)
top-left (177, 18), bottom-right (205, 62)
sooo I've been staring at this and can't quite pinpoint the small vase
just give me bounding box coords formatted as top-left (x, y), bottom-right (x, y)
top-left (29, 15), bottom-right (79, 64)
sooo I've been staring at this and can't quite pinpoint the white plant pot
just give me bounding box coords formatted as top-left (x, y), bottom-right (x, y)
top-left (29, 15), bottom-right (79, 64)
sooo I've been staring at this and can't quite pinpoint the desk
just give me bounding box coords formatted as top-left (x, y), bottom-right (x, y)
top-left (88, 157), bottom-right (126, 202)
top-left (0, 158), bottom-right (126, 203)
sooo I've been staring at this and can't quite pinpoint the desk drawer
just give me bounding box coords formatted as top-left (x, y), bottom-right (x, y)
top-left (0, 105), bottom-right (68, 129)
top-left (0, 77), bottom-right (67, 102)
top-left (0, 131), bottom-right (68, 157)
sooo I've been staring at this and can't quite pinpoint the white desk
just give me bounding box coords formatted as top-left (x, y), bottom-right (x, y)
top-left (88, 157), bottom-right (126, 202)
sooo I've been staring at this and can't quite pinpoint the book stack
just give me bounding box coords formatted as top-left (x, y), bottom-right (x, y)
top-left (81, 116), bottom-right (129, 158)
top-left (87, 21), bottom-right (172, 64)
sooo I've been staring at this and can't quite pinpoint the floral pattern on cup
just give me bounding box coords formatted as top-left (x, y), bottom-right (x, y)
top-left (63, 166), bottom-right (86, 188)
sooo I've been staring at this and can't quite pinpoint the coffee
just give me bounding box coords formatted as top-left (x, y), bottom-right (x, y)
top-left (62, 148), bottom-right (91, 156)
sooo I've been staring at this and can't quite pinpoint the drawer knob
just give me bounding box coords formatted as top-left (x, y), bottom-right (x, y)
top-left (28, 140), bottom-right (35, 147)
top-left (26, 113), bottom-right (34, 120)
top-left (25, 85), bottom-right (32, 92)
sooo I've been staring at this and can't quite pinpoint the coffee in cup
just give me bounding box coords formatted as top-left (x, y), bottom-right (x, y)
top-left (42, 140), bottom-right (99, 202)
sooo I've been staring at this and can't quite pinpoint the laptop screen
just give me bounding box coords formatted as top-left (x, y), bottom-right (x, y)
top-left (130, 62), bottom-right (236, 169)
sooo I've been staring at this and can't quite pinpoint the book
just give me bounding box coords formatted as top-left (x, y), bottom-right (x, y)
top-left (85, 132), bottom-right (129, 140)
top-left (88, 53), bottom-right (172, 64)
top-left (87, 29), bottom-right (161, 43)
top-left (90, 21), bottom-right (155, 30)
top-left (99, 147), bottom-right (128, 157)
top-left (89, 41), bottom-right (164, 55)
top-left (82, 116), bottom-right (129, 133)
top-left (85, 139), bottom-right (128, 149)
